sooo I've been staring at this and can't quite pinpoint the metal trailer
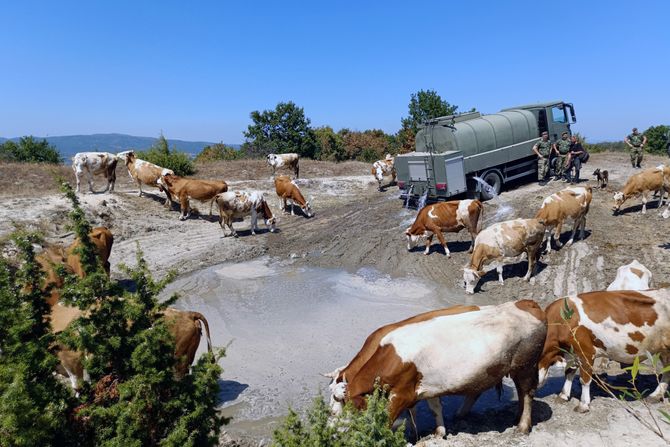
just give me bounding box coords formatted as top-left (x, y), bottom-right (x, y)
top-left (395, 101), bottom-right (577, 201)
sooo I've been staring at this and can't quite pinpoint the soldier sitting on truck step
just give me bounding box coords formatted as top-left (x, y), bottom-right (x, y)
top-left (532, 131), bottom-right (553, 186)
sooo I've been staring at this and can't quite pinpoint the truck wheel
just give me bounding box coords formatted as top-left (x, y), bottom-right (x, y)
top-left (480, 171), bottom-right (502, 201)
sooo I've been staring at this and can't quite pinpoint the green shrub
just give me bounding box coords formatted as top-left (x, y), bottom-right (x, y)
top-left (0, 136), bottom-right (62, 163)
top-left (137, 135), bottom-right (195, 176)
top-left (0, 181), bottom-right (225, 446)
top-left (194, 143), bottom-right (243, 163)
top-left (272, 384), bottom-right (407, 447)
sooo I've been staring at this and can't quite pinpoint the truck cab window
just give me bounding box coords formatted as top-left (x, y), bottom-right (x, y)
top-left (551, 106), bottom-right (567, 123)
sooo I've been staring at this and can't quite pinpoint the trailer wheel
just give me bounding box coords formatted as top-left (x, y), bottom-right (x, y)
top-left (480, 170), bottom-right (502, 201)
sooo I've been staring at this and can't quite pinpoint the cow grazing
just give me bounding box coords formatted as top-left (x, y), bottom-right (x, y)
top-left (117, 150), bottom-right (174, 204)
top-left (371, 154), bottom-right (396, 191)
top-left (463, 218), bottom-right (545, 294)
top-left (37, 227), bottom-right (114, 306)
top-left (72, 152), bottom-right (118, 194)
top-left (50, 304), bottom-right (213, 389)
top-left (612, 165), bottom-right (670, 215)
top-left (326, 300), bottom-right (547, 436)
top-left (274, 175), bottom-right (313, 218)
top-left (405, 199), bottom-right (483, 257)
top-left (535, 186), bottom-right (592, 254)
top-left (267, 153), bottom-right (300, 178)
top-left (215, 190), bottom-right (277, 237)
top-left (606, 260), bottom-right (652, 291)
top-left (158, 173), bottom-right (228, 220)
top-left (539, 289), bottom-right (670, 413)
top-left (592, 168), bottom-right (609, 188)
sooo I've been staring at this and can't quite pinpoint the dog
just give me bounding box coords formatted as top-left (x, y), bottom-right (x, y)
top-left (593, 168), bottom-right (608, 188)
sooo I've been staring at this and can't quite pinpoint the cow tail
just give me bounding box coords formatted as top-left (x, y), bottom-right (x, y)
top-left (209, 197), bottom-right (216, 216)
top-left (191, 311), bottom-right (213, 356)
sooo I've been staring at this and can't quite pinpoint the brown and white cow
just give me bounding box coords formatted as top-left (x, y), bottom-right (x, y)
top-left (37, 227), bottom-right (114, 306)
top-left (267, 153), bottom-right (300, 178)
top-left (405, 199), bottom-right (483, 257)
top-left (72, 152), bottom-right (119, 194)
top-left (538, 289), bottom-right (670, 413)
top-left (157, 173), bottom-right (228, 220)
top-left (371, 154), bottom-right (396, 191)
top-left (326, 300), bottom-right (547, 436)
top-left (535, 186), bottom-right (592, 254)
top-left (463, 218), bottom-right (545, 294)
top-left (117, 150), bottom-right (174, 204)
top-left (612, 165), bottom-right (670, 215)
top-left (50, 303), bottom-right (213, 389)
top-left (214, 190), bottom-right (277, 237)
top-left (274, 175), bottom-right (313, 218)
top-left (606, 260), bottom-right (653, 291)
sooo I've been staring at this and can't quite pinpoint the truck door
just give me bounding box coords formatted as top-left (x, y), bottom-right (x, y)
top-left (548, 104), bottom-right (570, 140)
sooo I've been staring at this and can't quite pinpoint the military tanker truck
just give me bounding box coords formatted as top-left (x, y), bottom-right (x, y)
top-left (395, 100), bottom-right (577, 201)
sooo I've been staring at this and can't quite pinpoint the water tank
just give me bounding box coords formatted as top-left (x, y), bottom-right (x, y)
top-left (416, 109), bottom-right (538, 156)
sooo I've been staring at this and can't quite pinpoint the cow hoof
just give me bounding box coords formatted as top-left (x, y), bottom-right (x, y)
top-left (556, 394), bottom-right (570, 403)
top-left (515, 424), bottom-right (531, 435)
top-left (434, 427), bottom-right (446, 438)
top-left (645, 393), bottom-right (664, 403)
top-left (573, 404), bottom-right (589, 413)
top-left (179, 216), bottom-right (187, 221)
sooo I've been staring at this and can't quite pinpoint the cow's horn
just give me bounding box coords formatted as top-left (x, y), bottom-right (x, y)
top-left (320, 370), bottom-right (338, 379)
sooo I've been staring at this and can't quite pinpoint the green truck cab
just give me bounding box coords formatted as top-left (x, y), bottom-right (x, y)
top-left (395, 100), bottom-right (576, 201)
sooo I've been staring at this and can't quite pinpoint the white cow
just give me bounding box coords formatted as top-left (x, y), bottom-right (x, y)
top-left (267, 153), bottom-right (300, 178)
top-left (72, 152), bottom-right (118, 193)
top-left (606, 260), bottom-right (652, 291)
top-left (214, 190), bottom-right (277, 237)
top-left (371, 154), bottom-right (396, 191)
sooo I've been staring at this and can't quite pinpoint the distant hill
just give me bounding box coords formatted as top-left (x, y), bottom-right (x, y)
top-left (0, 133), bottom-right (241, 159)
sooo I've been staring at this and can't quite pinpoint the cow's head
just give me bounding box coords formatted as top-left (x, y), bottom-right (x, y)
top-left (463, 267), bottom-right (482, 294)
top-left (259, 199), bottom-right (277, 232)
top-left (116, 150), bottom-right (135, 164)
top-left (266, 154), bottom-right (277, 166)
top-left (612, 191), bottom-right (626, 214)
top-left (327, 378), bottom-right (347, 416)
top-left (405, 228), bottom-right (425, 251)
top-left (301, 201), bottom-right (314, 218)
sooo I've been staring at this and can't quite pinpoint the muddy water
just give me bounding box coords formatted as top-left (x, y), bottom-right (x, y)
top-left (162, 258), bottom-right (537, 439)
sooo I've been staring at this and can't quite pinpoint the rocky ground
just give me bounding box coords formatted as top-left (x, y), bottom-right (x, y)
top-left (2, 153), bottom-right (670, 446)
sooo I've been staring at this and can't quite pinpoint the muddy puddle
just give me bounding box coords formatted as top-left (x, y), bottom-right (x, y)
top-left (163, 257), bottom-right (562, 440)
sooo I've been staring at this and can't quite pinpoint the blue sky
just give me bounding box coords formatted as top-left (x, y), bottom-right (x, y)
top-left (1, 1), bottom-right (668, 143)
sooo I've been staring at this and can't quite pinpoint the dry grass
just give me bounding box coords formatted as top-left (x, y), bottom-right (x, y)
top-left (0, 159), bottom-right (373, 197)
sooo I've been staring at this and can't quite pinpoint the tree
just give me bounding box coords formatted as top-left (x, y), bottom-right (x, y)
top-left (338, 129), bottom-right (392, 162)
top-left (137, 134), bottom-right (195, 176)
top-left (0, 136), bottom-right (62, 163)
top-left (314, 126), bottom-right (346, 161)
top-left (643, 124), bottom-right (670, 155)
top-left (400, 89), bottom-right (458, 135)
top-left (243, 101), bottom-right (317, 158)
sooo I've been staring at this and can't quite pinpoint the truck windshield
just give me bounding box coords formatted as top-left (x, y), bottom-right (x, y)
top-left (551, 106), bottom-right (567, 123)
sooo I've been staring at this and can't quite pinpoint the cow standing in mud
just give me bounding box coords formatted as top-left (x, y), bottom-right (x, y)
top-left (325, 300), bottom-right (547, 436)
top-left (215, 190), bottom-right (277, 237)
top-left (274, 175), bottom-right (313, 217)
top-left (405, 199), bottom-right (483, 257)
top-left (371, 155), bottom-right (396, 191)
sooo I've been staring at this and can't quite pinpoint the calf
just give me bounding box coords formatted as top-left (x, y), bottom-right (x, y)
top-left (158, 173), bottom-right (228, 220)
top-left (405, 199), bottom-right (483, 257)
top-left (215, 190), bottom-right (277, 237)
top-left (267, 153), bottom-right (300, 178)
top-left (539, 289), bottom-right (670, 413)
top-left (371, 155), bottom-right (396, 191)
top-left (72, 152), bottom-right (118, 194)
top-left (328, 300), bottom-right (546, 436)
top-left (606, 260), bottom-right (652, 291)
top-left (274, 175), bottom-right (313, 217)
top-left (463, 218), bottom-right (545, 294)
top-left (117, 150), bottom-right (174, 205)
top-left (612, 165), bottom-right (670, 214)
top-left (592, 168), bottom-right (609, 188)
top-left (535, 186), bottom-right (592, 254)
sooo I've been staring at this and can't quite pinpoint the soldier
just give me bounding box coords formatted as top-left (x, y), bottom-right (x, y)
top-left (664, 128), bottom-right (670, 158)
top-left (553, 131), bottom-right (571, 181)
top-left (566, 135), bottom-right (585, 184)
top-left (624, 127), bottom-right (647, 168)
top-left (532, 131), bottom-right (552, 185)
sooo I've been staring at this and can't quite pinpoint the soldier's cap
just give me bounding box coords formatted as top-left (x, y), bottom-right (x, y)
top-left (562, 131), bottom-right (568, 136)
top-left (633, 127), bottom-right (638, 132)
top-left (541, 131), bottom-right (548, 136)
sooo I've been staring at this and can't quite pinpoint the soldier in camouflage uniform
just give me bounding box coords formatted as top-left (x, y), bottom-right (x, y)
top-left (532, 131), bottom-right (552, 185)
top-left (625, 127), bottom-right (647, 168)
top-left (553, 131), bottom-right (571, 181)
